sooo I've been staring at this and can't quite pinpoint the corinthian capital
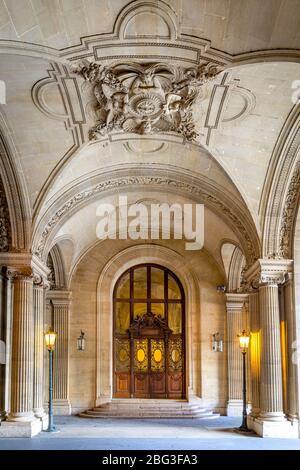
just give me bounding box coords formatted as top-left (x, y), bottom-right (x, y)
top-left (244, 258), bottom-right (293, 287)
top-left (7, 266), bottom-right (33, 281)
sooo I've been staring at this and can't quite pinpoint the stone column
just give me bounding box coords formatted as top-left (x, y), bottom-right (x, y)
top-left (0, 271), bottom-right (6, 420)
top-left (259, 282), bottom-right (285, 420)
top-left (0, 268), bottom-right (41, 437)
top-left (245, 259), bottom-right (298, 438)
top-left (249, 292), bottom-right (260, 418)
top-left (33, 276), bottom-right (48, 429)
top-left (50, 290), bottom-right (72, 415)
top-left (226, 293), bottom-right (249, 416)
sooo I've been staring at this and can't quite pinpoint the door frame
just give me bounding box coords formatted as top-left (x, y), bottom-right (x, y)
top-left (113, 263), bottom-right (186, 399)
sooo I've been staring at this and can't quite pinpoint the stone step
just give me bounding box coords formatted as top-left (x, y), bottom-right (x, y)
top-left (80, 411), bottom-right (218, 419)
top-left (79, 400), bottom-right (219, 419)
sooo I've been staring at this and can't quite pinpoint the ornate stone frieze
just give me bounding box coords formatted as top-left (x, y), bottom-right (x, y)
top-left (75, 60), bottom-right (222, 141)
top-left (0, 177), bottom-right (11, 252)
top-left (34, 175), bottom-right (257, 263)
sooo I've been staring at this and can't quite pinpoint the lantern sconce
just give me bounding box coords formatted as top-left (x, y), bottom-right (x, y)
top-left (77, 331), bottom-right (86, 351)
top-left (212, 332), bottom-right (223, 352)
top-left (216, 285), bottom-right (226, 293)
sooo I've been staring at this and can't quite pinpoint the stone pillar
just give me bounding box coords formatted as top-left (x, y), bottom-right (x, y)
top-left (245, 259), bottom-right (298, 438)
top-left (249, 292), bottom-right (260, 418)
top-left (50, 290), bottom-right (72, 415)
top-left (259, 282), bottom-right (285, 420)
top-left (33, 276), bottom-right (48, 429)
top-left (226, 293), bottom-right (249, 416)
top-left (0, 268), bottom-right (41, 437)
top-left (4, 274), bottom-right (12, 415)
top-left (0, 271), bottom-right (6, 420)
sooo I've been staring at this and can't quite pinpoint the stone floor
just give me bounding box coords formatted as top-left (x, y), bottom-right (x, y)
top-left (0, 416), bottom-right (300, 450)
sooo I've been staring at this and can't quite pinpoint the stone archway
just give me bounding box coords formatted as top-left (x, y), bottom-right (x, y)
top-left (96, 244), bottom-right (200, 405)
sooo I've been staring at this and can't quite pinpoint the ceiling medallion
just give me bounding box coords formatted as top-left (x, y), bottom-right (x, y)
top-left (75, 60), bottom-right (222, 141)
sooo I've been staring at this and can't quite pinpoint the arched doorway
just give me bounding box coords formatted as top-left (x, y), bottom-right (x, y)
top-left (113, 264), bottom-right (185, 399)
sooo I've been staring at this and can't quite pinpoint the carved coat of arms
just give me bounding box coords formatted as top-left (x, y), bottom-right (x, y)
top-left (75, 60), bottom-right (222, 141)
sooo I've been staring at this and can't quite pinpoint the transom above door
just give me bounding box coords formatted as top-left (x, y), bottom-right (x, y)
top-left (113, 264), bottom-right (185, 399)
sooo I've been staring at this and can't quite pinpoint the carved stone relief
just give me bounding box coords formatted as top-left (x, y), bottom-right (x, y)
top-left (0, 177), bottom-right (11, 252)
top-left (75, 60), bottom-right (222, 141)
top-left (46, 253), bottom-right (56, 290)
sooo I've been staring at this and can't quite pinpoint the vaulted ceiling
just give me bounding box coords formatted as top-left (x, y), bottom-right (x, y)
top-left (0, 0), bottom-right (299, 272)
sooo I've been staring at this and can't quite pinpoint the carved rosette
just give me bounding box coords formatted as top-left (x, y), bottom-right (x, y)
top-left (75, 60), bottom-right (222, 141)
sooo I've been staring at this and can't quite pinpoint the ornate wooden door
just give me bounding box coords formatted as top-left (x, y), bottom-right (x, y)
top-left (113, 264), bottom-right (185, 399)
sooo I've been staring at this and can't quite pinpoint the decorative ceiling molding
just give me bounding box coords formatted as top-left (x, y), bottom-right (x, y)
top-left (31, 62), bottom-right (87, 145)
top-left (123, 141), bottom-right (168, 155)
top-left (260, 103), bottom-right (300, 258)
top-left (1, 0), bottom-right (300, 66)
top-left (32, 167), bottom-right (259, 264)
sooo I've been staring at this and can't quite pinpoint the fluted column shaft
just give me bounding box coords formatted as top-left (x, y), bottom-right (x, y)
top-left (249, 292), bottom-right (260, 416)
top-left (8, 274), bottom-right (34, 421)
top-left (33, 283), bottom-right (46, 418)
top-left (0, 273), bottom-right (5, 418)
top-left (259, 283), bottom-right (285, 420)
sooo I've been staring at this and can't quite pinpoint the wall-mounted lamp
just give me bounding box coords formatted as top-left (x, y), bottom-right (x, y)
top-left (212, 332), bottom-right (223, 352)
top-left (216, 285), bottom-right (226, 293)
top-left (77, 331), bottom-right (86, 351)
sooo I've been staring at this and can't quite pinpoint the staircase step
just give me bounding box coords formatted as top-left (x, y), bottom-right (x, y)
top-left (79, 399), bottom-right (219, 420)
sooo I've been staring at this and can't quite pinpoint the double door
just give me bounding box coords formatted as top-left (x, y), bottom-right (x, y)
top-left (132, 336), bottom-right (166, 398)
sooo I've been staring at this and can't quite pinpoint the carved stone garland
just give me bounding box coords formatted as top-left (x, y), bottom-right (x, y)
top-left (75, 60), bottom-right (222, 141)
top-left (0, 176), bottom-right (11, 252)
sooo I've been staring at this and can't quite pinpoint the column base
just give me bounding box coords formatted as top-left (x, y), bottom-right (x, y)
top-left (227, 400), bottom-right (251, 417)
top-left (248, 415), bottom-right (299, 438)
top-left (40, 414), bottom-right (49, 430)
top-left (0, 418), bottom-right (42, 437)
top-left (53, 399), bottom-right (71, 415)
